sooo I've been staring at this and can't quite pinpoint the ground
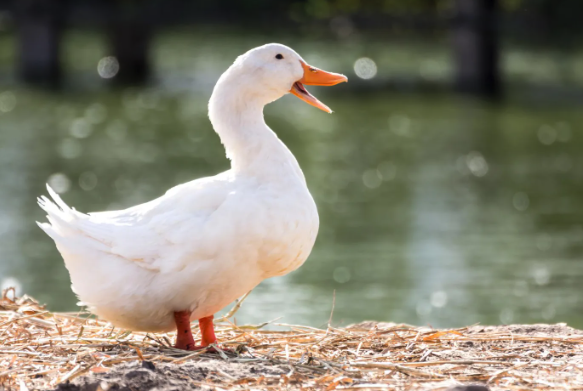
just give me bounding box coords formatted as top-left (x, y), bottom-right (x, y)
top-left (1, 293), bottom-right (582, 390)
top-left (54, 360), bottom-right (291, 391)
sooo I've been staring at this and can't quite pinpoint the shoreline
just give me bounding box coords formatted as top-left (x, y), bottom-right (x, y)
top-left (1, 294), bottom-right (581, 390)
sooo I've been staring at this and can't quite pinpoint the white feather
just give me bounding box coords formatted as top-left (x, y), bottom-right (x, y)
top-left (38, 43), bottom-right (320, 332)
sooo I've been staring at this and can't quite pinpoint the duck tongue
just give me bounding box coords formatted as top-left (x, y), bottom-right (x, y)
top-left (289, 61), bottom-right (348, 113)
top-left (290, 82), bottom-right (332, 113)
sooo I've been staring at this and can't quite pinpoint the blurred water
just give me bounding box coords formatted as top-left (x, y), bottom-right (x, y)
top-left (0, 31), bottom-right (582, 329)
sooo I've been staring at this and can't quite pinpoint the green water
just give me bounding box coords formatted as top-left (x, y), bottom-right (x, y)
top-left (1, 31), bottom-right (582, 329)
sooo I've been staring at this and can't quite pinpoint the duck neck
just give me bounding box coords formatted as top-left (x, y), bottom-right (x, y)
top-left (208, 82), bottom-right (304, 181)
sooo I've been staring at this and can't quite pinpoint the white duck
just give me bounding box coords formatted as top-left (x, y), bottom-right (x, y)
top-left (38, 43), bottom-right (347, 350)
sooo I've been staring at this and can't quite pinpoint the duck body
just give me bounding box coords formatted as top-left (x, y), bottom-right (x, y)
top-left (42, 162), bottom-right (317, 332)
top-left (38, 43), bottom-right (346, 347)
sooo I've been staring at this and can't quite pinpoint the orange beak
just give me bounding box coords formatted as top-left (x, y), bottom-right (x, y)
top-left (290, 61), bottom-right (348, 113)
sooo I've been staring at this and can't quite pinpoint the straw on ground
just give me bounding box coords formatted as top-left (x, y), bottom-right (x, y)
top-left (1, 289), bottom-right (582, 390)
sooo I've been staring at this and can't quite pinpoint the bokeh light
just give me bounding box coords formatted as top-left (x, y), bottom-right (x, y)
top-left (85, 103), bottom-right (107, 124)
top-left (69, 118), bottom-right (93, 139)
top-left (354, 57), bottom-right (377, 79)
top-left (333, 266), bottom-right (351, 284)
top-left (538, 124), bottom-right (557, 145)
top-left (79, 171), bottom-right (98, 191)
top-left (97, 56), bottom-right (120, 79)
top-left (58, 138), bottom-right (83, 159)
top-left (47, 173), bottom-right (71, 194)
top-left (513, 192), bottom-right (530, 211)
top-left (0, 277), bottom-right (22, 296)
top-left (0, 91), bottom-right (16, 112)
top-left (431, 291), bottom-right (448, 308)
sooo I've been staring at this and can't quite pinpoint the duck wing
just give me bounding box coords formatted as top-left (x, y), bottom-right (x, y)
top-left (37, 173), bottom-right (234, 273)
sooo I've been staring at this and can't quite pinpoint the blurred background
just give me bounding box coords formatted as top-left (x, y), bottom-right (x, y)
top-left (0, 0), bottom-right (582, 329)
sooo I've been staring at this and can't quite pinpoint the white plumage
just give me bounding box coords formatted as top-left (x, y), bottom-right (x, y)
top-left (37, 43), bottom-right (346, 338)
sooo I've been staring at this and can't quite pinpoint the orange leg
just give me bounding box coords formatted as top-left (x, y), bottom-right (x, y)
top-left (173, 312), bottom-right (217, 351)
top-left (199, 315), bottom-right (217, 347)
top-left (174, 311), bottom-right (196, 350)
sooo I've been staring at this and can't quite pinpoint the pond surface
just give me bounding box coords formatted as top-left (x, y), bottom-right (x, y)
top-left (0, 31), bottom-right (582, 329)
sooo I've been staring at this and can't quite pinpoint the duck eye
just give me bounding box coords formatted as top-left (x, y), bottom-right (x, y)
top-left (275, 54), bottom-right (284, 60)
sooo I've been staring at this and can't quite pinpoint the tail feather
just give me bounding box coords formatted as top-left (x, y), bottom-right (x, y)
top-left (37, 185), bottom-right (84, 238)
top-left (37, 185), bottom-right (111, 253)
top-left (46, 184), bottom-right (73, 212)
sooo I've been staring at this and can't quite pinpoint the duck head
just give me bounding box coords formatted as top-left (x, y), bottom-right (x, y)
top-left (217, 43), bottom-right (348, 113)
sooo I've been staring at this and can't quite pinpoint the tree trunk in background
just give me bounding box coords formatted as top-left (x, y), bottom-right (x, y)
top-left (16, 0), bottom-right (65, 86)
top-left (107, 0), bottom-right (151, 85)
top-left (452, 0), bottom-right (500, 98)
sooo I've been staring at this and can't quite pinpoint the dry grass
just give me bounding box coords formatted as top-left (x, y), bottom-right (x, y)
top-left (1, 289), bottom-right (583, 390)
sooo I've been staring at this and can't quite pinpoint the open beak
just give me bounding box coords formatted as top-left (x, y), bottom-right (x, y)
top-left (290, 61), bottom-right (348, 113)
